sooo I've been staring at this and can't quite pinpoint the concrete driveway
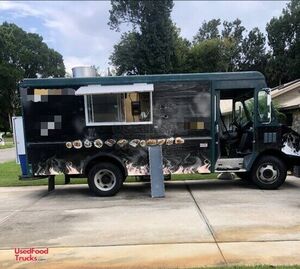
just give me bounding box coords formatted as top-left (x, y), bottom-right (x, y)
top-left (0, 177), bottom-right (300, 269)
top-left (0, 147), bottom-right (15, 163)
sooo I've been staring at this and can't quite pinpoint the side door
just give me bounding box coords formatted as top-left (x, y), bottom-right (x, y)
top-left (213, 90), bottom-right (221, 169)
top-left (12, 116), bottom-right (27, 176)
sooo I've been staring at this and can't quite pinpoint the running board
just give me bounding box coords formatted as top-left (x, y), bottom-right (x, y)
top-left (215, 158), bottom-right (246, 172)
top-left (215, 168), bottom-right (247, 172)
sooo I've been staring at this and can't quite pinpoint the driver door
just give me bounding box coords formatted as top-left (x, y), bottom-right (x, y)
top-left (214, 90), bottom-right (251, 172)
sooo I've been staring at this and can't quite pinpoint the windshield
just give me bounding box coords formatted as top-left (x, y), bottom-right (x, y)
top-left (235, 97), bottom-right (254, 125)
top-left (244, 97), bottom-right (254, 120)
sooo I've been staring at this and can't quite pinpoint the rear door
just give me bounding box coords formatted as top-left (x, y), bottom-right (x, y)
top-left (12, 116), bottom-right (27, 175)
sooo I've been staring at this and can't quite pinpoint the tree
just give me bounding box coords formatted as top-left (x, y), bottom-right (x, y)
top-left (240, 27), bottom-right (267, 73)
top-left (187, 39), bottom-right (226, 73)
top-left (193, 19), bottom-right (221, 43)
top-left (109, 0), bottom-right (181, 75)
top-left (172, 30), bottom-right (191, 73)
top-left (0, 22), bottom-right (65, 131)
top-left (221, 19), bottom-right (246, 71)
top-left (109, 0), bottom-right (298, 87)
top-left (222, 19), bottom-right (245, 42)
top-left (0, 64), bottom-right (22, 132)
top-left (266, 0), bottom-right (300, 86)
top-left (0, 23), bottom-right (65, 78)
top-left (110, 32), bottom-right (141, 75)
top-left (191, 19), bottom-right (246, 72)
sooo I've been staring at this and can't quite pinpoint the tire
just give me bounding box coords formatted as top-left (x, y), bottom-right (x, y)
top-left (250, 155), bottom-right (287, 190)
top-left (235, 172), bottom-right (251, 181)
top-left (88, 163), bottom-right (124, 196)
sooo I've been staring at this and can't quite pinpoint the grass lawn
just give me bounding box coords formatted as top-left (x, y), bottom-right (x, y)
top-left (0, 144), bottom-right (14, 149)
top-left (0, 160), bottom-right (219, 187)
top-left (0, 161), bottom-right (86, 187)
top-left (0, 136), bottom-right (14, 149)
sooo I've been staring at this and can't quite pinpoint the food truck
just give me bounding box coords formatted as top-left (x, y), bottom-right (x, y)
top-left (14, 70), bottom-right (300, 196)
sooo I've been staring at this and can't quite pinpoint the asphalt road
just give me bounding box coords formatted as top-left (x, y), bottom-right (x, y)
top-left (0, 147), bottom-right (15, 163)
top-left (0, 177), bottom-right (300, 269)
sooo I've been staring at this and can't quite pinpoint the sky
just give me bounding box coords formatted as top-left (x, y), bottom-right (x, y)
top-left (0, 1), bottom-right (289, 75)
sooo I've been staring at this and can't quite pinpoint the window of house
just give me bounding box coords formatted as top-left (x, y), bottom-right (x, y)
top-left (85, 91), bottom-right (152, 126)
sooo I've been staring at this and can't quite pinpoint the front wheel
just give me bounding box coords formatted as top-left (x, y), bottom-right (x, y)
top-left (250, 155), bottom-right (287, 190)
top-left (88, 163), bottom-right (124, 196)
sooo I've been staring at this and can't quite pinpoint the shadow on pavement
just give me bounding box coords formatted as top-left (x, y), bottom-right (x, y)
top-left (27, 178), bottom-right (299, 200)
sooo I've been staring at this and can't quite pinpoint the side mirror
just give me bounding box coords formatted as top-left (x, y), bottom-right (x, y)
top-left (267, 92), bottom-right (272, 121)
top-left (258, 88), bottom-right (272, 124)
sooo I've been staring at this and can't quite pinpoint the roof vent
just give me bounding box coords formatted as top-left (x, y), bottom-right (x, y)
top-left (72, 66), bottom-right (97, 78)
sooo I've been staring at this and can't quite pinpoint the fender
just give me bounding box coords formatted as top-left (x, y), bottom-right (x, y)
top-left (83, 152), bottom-right (127, 177)
top-left (245, 149), bottom-right (292, 171)
top-left (243, 152), bottom-right (258, 171)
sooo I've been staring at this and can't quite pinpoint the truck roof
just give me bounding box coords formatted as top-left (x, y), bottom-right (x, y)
top-left (19, 71), bottom-right (265, 88)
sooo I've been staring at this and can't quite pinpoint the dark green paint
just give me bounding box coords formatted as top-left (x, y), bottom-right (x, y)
top-left (20, 71), bottom-right (265, 88)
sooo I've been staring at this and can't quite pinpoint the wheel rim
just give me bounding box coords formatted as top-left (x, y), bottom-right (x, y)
top-left (94, 169), bottom-right (116, 191)
top-left (256, 163), bottom-right (278, 184)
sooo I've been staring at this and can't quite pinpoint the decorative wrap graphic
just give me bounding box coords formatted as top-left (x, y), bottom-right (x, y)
top-left (35, 157), bottom-right (84, 175)
top-left (33, 138), bottom-right (209, 176)
top-left (22, 81), bottom-right (212, 177)
top-left (65, 137), bottom-right (185, 149)
top-left (282, 131), bottom-right (300, 157)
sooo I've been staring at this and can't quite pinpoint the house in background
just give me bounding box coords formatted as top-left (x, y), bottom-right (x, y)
top-left (272, 79), bottom-right (300, 133)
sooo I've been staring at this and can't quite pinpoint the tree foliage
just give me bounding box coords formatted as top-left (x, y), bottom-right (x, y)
top-left (109, 0), bottom-right (299, 88)
top-left (266, 0), bottom-right (300, 86)
top-left (110, 32), bottom-right (141, 75)
top-left (0, 22), bottom-right (65, 131)
top-left (190, 18), bottom-right (247, 72)
top-left (240, 27), bottom-right (267, 72)
top-left (109, 0), bottom-right (188, 75)
top-left (193, 19), bottom-right (221, 43)
top-left (187, 39), bottom-right (225, 73)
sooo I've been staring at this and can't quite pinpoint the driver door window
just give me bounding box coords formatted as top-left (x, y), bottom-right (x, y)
top-left (234, 101), bottom-right (247, 125)
top-left (220, 99), bottom-right (233, 130)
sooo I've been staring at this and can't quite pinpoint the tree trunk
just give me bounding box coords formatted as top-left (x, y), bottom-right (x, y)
top-left (8, 113), bottom-right (12, 132)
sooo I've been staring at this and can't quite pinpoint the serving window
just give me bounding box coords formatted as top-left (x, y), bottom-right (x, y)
top-left (85, 92), bottom-right (152, 125)
top-left (76, 83), bottom-right (153, 126)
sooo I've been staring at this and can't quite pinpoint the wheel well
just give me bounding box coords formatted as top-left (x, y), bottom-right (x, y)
top-left (84, 155), bottom-right (127, 178)
top-left (255, 149), bottom-right (290, 169)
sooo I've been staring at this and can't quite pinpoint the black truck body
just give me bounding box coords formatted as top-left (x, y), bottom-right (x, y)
top-left (15, 71), bottom-right (300, 195)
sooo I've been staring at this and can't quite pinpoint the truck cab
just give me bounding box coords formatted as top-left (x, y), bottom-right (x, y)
top-left (216, 85), bottom-right (300, 189)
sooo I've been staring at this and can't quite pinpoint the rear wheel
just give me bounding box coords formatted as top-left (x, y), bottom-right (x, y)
top-left (250, 155), bottom-right (287, 189)
top-left (88, 163), bottom-right (124, 196)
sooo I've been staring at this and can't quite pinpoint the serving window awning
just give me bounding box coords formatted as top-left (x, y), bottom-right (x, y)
top-left (75, 83), bottom-right (153, 96)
